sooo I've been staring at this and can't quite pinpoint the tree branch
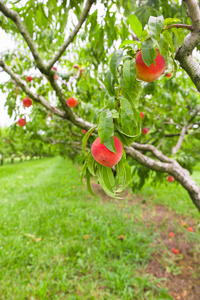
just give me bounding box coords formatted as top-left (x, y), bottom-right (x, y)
top-left (131, 142), bottom-right (174, 163)
top-left (125, 145), bottom-right (200, 211)
top-left (172, 123), bottom-right (187, 154)
top-left (0, 60), bottom-right (65, 118)
top-left (175, 0), bottom-right (200, 91)
top-left (46, 0), bottom-right (95, 70)
top-left (0, 0), bottom-right (47, 74)
top-left (162, 24), bottom-right (193, 31)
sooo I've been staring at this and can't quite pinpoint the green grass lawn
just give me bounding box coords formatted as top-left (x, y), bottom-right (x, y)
top-left (0, 157), bottom-right (199, 299)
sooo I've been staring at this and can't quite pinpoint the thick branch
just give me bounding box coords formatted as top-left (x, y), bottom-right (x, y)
top-left (131, 142), bottom-right (174, 163)
top-left (46, 0), bottom-right (95, 70)
top-left (0, 0), bottom-right (47, 74)
top-left (175, 0), bottom-right (200, 91)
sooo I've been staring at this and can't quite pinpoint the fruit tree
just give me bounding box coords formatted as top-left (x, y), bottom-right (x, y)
top-left (0, 0), bottom-right (200, 211)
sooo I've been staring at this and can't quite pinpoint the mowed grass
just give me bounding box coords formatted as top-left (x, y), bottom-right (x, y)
top-left (0, 157), bottom-right (199, 299)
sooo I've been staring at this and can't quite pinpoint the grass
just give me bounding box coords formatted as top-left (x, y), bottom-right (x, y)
top-left (0, 157), bottom-right (199, 299)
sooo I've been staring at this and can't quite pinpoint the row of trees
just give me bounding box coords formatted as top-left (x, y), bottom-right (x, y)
top-left (0, 0), bottom-right (200, 211)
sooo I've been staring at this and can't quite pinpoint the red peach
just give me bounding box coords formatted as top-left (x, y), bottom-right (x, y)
top-left (140, 112), bottom-right (144, 119)
top-left (172, 248), bottom-right (180, 254)
top-left (66, 97), bottom-right (78, 108)
top-left (142, 127), bottom-right (149, 134)
top-left (167, 175), bottom-right (175, 183)
top-left (135, 49), bottom-right (166, 82)
top-left (169, 232), bottom-right (175, 237)
top-left (73, 64), bottom-right (79, 69)
top-left (187, 227), bottom-right (194, 232)
top-left (91, 136), bottom-right (123, 168)
top-left (17, 118), bottom-right (27, 127)
top-left (166, 73), bottom-right (172, 78)
top-left (22, 97), bottom-right (32, 107)
top-left (26, 76), bottom-right (33, 82)
top-left (52, 66), bottom-right (57, 71)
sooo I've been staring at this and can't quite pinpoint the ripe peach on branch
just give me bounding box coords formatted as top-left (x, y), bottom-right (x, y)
top-left (17, 118), bottom-right (27, 127)
top-left (66, 97), bottom-right (78, 108)
top-left (26, 76), bottom-right (33, 82)
top-left (167, 175), bottom-right (175, 183)
top-left (135, 49), bottom-right (166, 82)
top-left (91, 136), bottom-right (123, 168)
top-left (22, 97), bottom-right (32, 107)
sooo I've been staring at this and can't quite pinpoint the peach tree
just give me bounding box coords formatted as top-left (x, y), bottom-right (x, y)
top-left (0, 0), bottom-right (200, 211)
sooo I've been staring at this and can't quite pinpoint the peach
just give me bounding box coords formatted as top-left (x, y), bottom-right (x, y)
top-left (140, 112), bottom-right (144, 119)
top-left (22, 97), bottom-right (32, 107)
top-left (167, 175), bottom-right (174, 183)
top-left (52, 66), bottom-right (57, 71)
top-left (91, 136), bottom-right (123, 167)
top-left (17, 118), bottom-right (27, 127)
top-left (187, 227), bottom-right (194, 232)
top-left (166, 73), bottom-right (172, 78)
top-left (142, 127), bottom-right (149, 134)
top-left (66, 97), bottom-right (78, 108)
top-left (172, 248), bottom-right (180, 254)
top-left (73, 64), bottom-right (79, 69)
top-left (135, 49), bottom-right (166, 82)
top-left (169, 232), bottom-right (175, 237)
top-left (26, 76), bottom-right (33, 82)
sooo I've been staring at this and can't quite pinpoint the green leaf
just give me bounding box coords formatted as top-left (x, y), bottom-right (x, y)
top-left (123, 59), bottom-right (136, 89)
top-left (87, 154), bottom-right (96, 176)
top-left (82, 125), bottom-right (97, 155)
top-left (86, 168), bottom-right (96, 197)
top-left (162, 30), bottom-right (174, 52)
top-left (119, 97), bottom-right (141, 137)
top-left (127, 14), bottom-right (143, 38)
top-left (120, 97), bottom-right (135, 134)
top-left (97, 166), bottom-right (119, 198)
top-left (98, 109), bottom-right (114, 143)
top-left (80, 159), bottom-right (88, 185)
top-left (141, 39), bottom-right (157, 67)
top-left (110, 50), bottom-right (123, 82)
top-left (104, 71), bottom-right (115, 96)
top-left (111, 109), bottom-right (119, 119)
top-left (120, 78), bottom-right (140, 109)
top-left (164, 18), bottom-right (181, 26)
top-left (104, 136), bottom-right (116, 153)
top-left (119, 40), bottom-right (136, 49)
top-left (148, 15), bottom-right (164, 38)
top-left (171, 27), bottom-right (185, 47)
top-left (106, 96), bottom-right (115, 110)
top-left (116, 161), bottom-right (131, 192)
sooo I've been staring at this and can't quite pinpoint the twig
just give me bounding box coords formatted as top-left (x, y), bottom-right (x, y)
top-left (162, 24), bottom-right (193, 31)
top-left (46, 0), bottom-right (95, 70)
